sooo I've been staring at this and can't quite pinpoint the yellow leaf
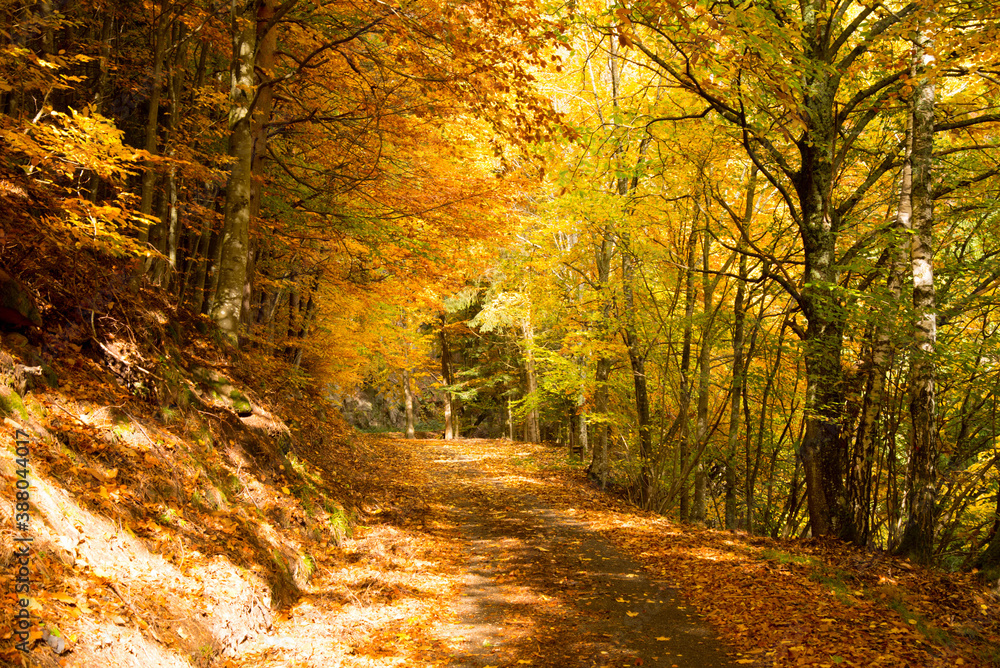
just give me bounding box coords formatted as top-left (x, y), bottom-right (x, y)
top-left (51, 593), bottom-right (76, 604)
top-left (282, 487), bottom-right (291, 494)
top-left (626, 611), bottom-right (639, 617)
top-left (656, 637), bottom-right (670, 641)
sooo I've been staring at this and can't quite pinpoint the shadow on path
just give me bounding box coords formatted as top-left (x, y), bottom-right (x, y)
top-left (424, 443), bottom-right (739, 668)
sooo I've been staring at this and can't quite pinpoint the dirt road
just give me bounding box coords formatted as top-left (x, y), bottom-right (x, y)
top-left (227, 437), bottom-right (741, 667)
top-left (423, 441), bottom-right (738, 668)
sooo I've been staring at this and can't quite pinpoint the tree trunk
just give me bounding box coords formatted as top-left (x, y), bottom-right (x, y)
top-left (795, 62), bottom-right (847, 538)
top-left (403, 367), bottom-right (416, 439)
top-left (159, 31), bottom-right (186, 286)
top-left (726, 166), bottom-right (756, 530)
top-left (847, 133), bottom-right (911, 545)
top-left (251, 0), bottom-right (277, 221)
top-left (138, 8), bottom-right (171, 240)
top-left (692, 228), bottom-right (713, 523)
top-left (440, 318), bottom-right (455, 440)
top-left (590, 357), bottom-right (611, 489)
top-left (973, 485), bottom-right (1000, 573)
top-left (522, 318), bottom-right (540, 443)
top-left (896, 34), bottom-right (938, 564)
top-left (210, 0), bottom-right (257, 342)
top-left (621, 232), bottom-right (653, 506)
top-left (290, 279), bottom-right (318, 368)
top-left (678, 224), bottom-right (698, 521)
top-left (588, 225), bottom-right (615, 488)
top-left (747, 309), bottom-right (788, 532)
top-left (201, 226), bottom-right (222, 315)
top-left (577, 355), bottom-right (589, 459)
top-left (188, 206), bottom-right (218, 313)
top-left (725, 253), bottom-right (745, 531)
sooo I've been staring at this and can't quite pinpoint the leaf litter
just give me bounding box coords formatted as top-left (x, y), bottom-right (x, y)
top-left (214, 435), bottom-right (1000, 667)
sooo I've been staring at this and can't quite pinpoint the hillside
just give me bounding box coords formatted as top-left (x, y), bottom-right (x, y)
top-left (0, 266), bottom-right (357, 665)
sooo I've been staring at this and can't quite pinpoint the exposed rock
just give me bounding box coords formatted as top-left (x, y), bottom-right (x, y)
top-left (192, 366), bottom-right (253, 417)
top-left (2, 333), bottom-right (57, 391)
top-left (0, 385), bottom-right (28, 419)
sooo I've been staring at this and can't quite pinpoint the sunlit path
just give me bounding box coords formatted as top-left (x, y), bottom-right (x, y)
top-left (423, 441), bottom-right (736, 668)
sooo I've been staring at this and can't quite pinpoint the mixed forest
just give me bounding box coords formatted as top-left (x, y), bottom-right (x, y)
top-left (3, 0), bottom-right (1000, 590)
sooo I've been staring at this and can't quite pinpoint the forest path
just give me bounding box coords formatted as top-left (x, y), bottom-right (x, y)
top-left (225, 435), bottom-right (994, 668)
top-left (421, 439), bottom-right (737, 668)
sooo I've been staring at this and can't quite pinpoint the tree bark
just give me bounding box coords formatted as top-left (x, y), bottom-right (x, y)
top-left (403, 367), bottom-right (416, 439)
top-left (138, 6), bottom-right (171, 240)
top-left (210, 0), bottom-right (257, 342)
top-left (973, 485), bottom-right (1000, 573)
top-left (621, 232), bottom-right (653, 506)
top-left (678, 223), bottom-right (698, 521)
top-left (158, 28), bottom-right (187, 286)
top-left (847, 135), bottom-right (911, 546)
top-left (577, 354), bottom-right (589, 459)
top-left (440, 317), bottom-right (455, 440)
top-left (692, 228), bottom-right (713, 523)
top-left (588, 226), bottom-right (615, 488)
top-left (896, 33), bottom-right (938, 564)
top-left (522, 318), bottom-right (540, 443)
top-left (726, 166), bottom-right (756, 530)
top-left (251, 0), bottom-right (277, 221)
top-left (795, 49), bottom-right (847, 537)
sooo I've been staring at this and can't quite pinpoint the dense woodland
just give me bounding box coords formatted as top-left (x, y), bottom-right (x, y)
top-left (2, 0), bottom-right (1000, 576)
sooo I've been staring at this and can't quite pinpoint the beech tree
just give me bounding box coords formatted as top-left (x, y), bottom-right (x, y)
top-left (614, 0), bottom-right (1000, 541)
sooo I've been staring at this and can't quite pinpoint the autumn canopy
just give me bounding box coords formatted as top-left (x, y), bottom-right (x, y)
top-left (3, 0), bottom-right (1000, 573)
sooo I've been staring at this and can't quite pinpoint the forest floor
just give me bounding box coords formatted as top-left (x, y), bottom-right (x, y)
top-left (3, 355), bottom-right (1000, 668)
top-left (225, 436), bottom-right (1000, 668)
